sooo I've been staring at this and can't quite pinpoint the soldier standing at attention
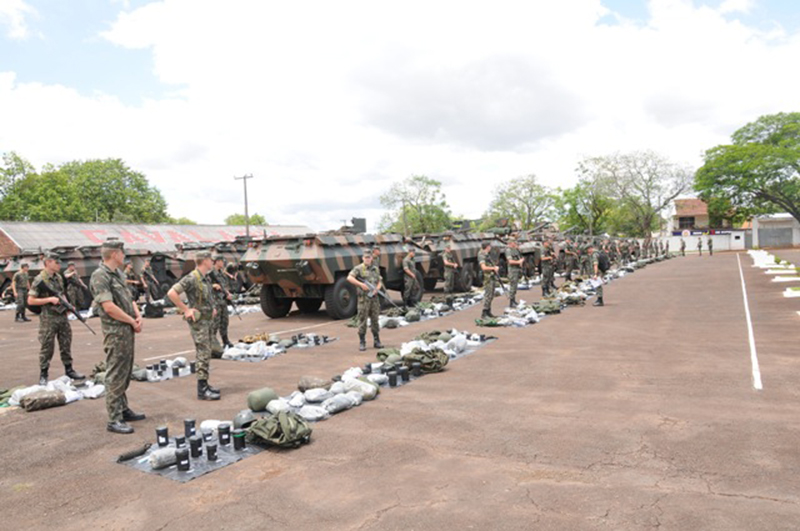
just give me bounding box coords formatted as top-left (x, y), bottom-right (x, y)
top-left (28, 252), bottom-right (85, 386)
top-left (64, 262), bottom-right (85, 308)
top-left (505, 238), bottom-right (524, 307)
top-left (167, 251), bottom-right (221, 401)
top-left (697, 237), bottom-right (703, 256)
top-left (680, 238), bottom-right (686, 256)
top-left (478, 241), bottom-right (498, 319)
top-left (579, 240), bottom-right (591, 277)
top-left (588, 244), bottom-right (604, 307)
top-left (707, 236), bottom-right (713, 257)
top-left (347, 249), bottom-right (383, 351)
top-left (563, 238), bottom-right (577, 281)
top-left (141, 258), bottom-right (160, 300)
top-left (210, 255), bottom-right (233, 350)
top-left (90, 240), bottom-right (145, 434)
top-left (12, 263), bottom-right (31, 322)
top-left (442, 239), bottom-right (459, 306)
top-left (124, 263), bottom-right (142, 301)
top-left (541, 239), bottom-right (556, 297)
top-left (402, 247), bottom-right (419, 308)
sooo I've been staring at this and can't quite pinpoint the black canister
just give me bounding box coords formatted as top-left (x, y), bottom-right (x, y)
top-left (176, 448), bottom-right (190, 471)
top-left (172, 365), bottom-right (180, 377)
top-left (189, 435), bottom-right (203, 458)
top-left (206, 443), bottom-right (218, 461)
top-left (388, 371), bottom-right (398, 387)
top-left (201, 428), bottom-right (213, 442)
top-left (175, 435), bottom-right (186, 448)
top-left (184, 418), bottom-right (196, 438)
top-left (411, 362), bottom-right (422, 377)
top-left (480, 334), bottom-right (486, 342)
top-left (159, 360), bottom-right (167, 370)
top-left (156, 426), bottom-right (169, 447)
top-left (156, 369), bottom-right (163, 379)
top-left (399, 366), bottom-right (410, 382)
top-left (232, 429), bottom-right (246, 450)
top-left (218, 423), bottom-right (231, 445)
top-left (363, 363), bottom-right (372, 374)
top-left (189, 361), bottom-right (196, 374)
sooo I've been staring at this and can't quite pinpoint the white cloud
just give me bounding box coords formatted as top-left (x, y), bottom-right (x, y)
top-left (0, 0), bottom-right (36, 40)
top-left (1, 0), bottom-right (799, 230)
top-left (718, 0), bottom-right (757, 15)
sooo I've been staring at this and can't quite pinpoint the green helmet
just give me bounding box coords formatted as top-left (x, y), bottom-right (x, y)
top-left (233, 409), bottom-right (257, 430)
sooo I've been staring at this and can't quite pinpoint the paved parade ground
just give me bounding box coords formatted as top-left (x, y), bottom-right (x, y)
top-left (1, 252), bottom-right (798, 530)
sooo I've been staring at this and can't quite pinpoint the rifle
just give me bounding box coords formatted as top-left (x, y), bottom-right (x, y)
top-left (362, 279), bottom-right (403, 310)
top-left (36, 279), bottom-right (97, 335)
top-left (212, 271), bottom-right (243, 321)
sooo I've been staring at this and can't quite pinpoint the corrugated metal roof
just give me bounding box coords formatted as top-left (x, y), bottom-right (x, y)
top-left (674, 199), bottom-right (708, 217)
top-left (0, 222), bottom-right (312, 256)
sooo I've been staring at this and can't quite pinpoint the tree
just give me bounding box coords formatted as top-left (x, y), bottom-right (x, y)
top-left (0, 151), bottom-right (35, 199)
top-left (482, 174), bottom-right (556, 231)
top-left (168, 216), bottom-right (198, 225)
top-left (580, 151), bottom-right (693, 237)
top-left (379, 175), bottom-right (452, 234)
top-left (695, 112), bottom-right (800, 224)
top-left (555, 174), bottom-right (615, 236)
top-left (225, 213), bottom-right (267, 225)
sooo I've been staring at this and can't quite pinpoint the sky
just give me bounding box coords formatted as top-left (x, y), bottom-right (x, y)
top-left (0, 0), bottom-right (799, 231)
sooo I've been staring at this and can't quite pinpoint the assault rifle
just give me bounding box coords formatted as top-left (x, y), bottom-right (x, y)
top-left (31, 279), bottom-right (96, 335)
top-left (362, 279), bottom-right (403, 310)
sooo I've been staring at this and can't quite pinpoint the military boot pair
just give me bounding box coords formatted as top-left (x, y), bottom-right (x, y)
top-left (358, 334), bottom-right (366, 352)
top-left (373, 333), bottom-right (383, 349)
top-left (65, 365), bottom-right (85, 381)
top-left (198, 380), bottom-right (221, 400)
top-left (108, 409), bottom-right (146, 434)
top-left (593, 298), bottom-right (605, 307)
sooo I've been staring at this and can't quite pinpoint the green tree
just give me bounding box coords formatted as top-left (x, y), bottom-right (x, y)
top-left (0, 151), bottom-right (35, 199)
top-left (379, 175), bottom-right (452, 234)
top-left (482, 174), bottom-right (556, 231)
top-left (695, 112), bottom-right (800, 224)
top-left (225, 213), bottom-right (267, 225)
top-left (555, 173), bottom-right (615, 236)
top-left (0, 169), bottom-right (89, 221)
top-left (168, 216), bottom-right (198, 225)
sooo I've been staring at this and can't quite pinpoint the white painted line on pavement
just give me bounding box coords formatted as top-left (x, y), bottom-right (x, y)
top-left (737, 253), bottom-right (763, 391)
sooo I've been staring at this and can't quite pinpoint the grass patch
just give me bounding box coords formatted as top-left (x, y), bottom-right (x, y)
top-left (789, 286), bottom-right (800, 292)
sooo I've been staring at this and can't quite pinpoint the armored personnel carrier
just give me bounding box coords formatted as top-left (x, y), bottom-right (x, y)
top-left (413, 232), bottom-right (506, 291)
top-left (242, 232), bottom-right (431, 319)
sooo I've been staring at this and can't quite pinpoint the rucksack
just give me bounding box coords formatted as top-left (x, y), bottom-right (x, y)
top-left (246, 410), bottom-right (312, 449)
top-left (597, 252), bottom-right (610, 273)
top-left (403, 348), bottom-right (449, 373)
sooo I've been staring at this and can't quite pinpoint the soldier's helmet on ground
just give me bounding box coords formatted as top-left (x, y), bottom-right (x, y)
top-left (233, 409), bottom-right (257, 430)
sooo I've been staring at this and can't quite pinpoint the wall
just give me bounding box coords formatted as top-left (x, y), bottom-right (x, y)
top-left (751, 216), bottom-right (800, 248)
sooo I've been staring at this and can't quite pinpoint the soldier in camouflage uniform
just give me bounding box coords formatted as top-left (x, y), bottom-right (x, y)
top-left (90, 240), bottom-right (145, 434)
top-left (478, 241), bottom-right (498, 319)
top-left (64, 262), bottom-right (85, 309)
top-left (28, 251), bottom-right (85, 385)
top-left (12, 263), bottom-right (31, 322)
top-left (563, 238), bottom-right (578, 281)
top-left (402, 248), bottom-right (419, 308)
top-left (167, 251), bottom-right (220, 400)
top-left (141, 258), bottom-right (160, 300)
top-left (124, 263), bottom-right (142, 302)
top-left (541, 239), bottom-right (556, 297)
top-left (347, 249), bottom-right (383, 351)
top-left (588, 244), bottom-right (604, 307)
top-left (697, 237), bottom-right (703, 256)
top-left (707, 236), bottom-right (713, 257)
top-left (505, 238), bottom-right (524, 307)
top-left (209, 255), bottom-right (233, 350)
top-left (579, 240), bottom-right (591, 277)
top-left (680, 238), bottom-right (686, 256)
top-left (442, 240), bottom-right (459, 306)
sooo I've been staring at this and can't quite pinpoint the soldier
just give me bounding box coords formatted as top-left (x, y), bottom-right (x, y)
top-left (209, 255), bottom-right (233, 350)
top-left (442, 240), bottom-right (459, 306)
top-left (402, 247), bottom-right (419, 308)
top-left (666, 240), bottom-right (670, 256)
top-left (680, 238), bottom-right (686, 257)
top-left (563, 238), bottom-right (577, 281)
top-left (707, 236), bottom-right (713, 257)
top-left (141, 258), bottom-right (160, 300)
top-left (505, 238), bottom-right (524, 307)
top-left (167, 251), bottom-right (221, 401)
top-left (124, 263), bottom-right (142, 301)
top-left (478, 241), bottom-right (498, 319)
top-left (588, 244), bottom-right (605, 307)
top-left (27, 251), bottom-right (85, 386)
top-left (90, 240), bottom-right (145, 434)
top-left (12, 263), bottom-right (31, 322)
top-left (64, 262), bottom-right (85, 308)
top-left (541, 239), bottom-right (556, 297)
top-left (697, 237), bottom-right (703, 257)
top-left (579, 240), bottom-right (591, 277)
top-left (347, 249), bottom-right (383, 351)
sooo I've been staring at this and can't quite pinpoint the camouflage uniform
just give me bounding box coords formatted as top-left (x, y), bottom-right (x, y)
top-left (680, 239), bottom-right (686, 256)
top-left (541, 246), bottom-right (556, 297)
top-left (443, 249), bottom-right (457, 301)
top-left (564, 243), bottom-right (577, 280)
top-left (125, 269), bottom-right (140, 300)
top-left (30, 270), bottom-right (74, 372)
top-left (505, 246), bottom-right (522, 303)
top-left (142, 265), bottom-right (159, 300)
top-left (697, 238), bottom-right (703, 256)
top-left (12, 270), bottom-right (29, 320)
top-left (707, 238), bottom-right (713, 256)
top-left (65, 269), bottom-right (82, 308)
top-left (172, 269), bottom-right (216, 381)
top-left (209, 267), bottom-right (230, 349)
top-left (90, 263), bottom-right (136, 423)
top-left (348, 263), bottom-right (381, 337)
top-left (579, 243), bottom-right (591, 277)
top-left (402, 255), bottom-right (419, 305)
top-left (478, 249), bottom-right (495, 314)
top-left (590, 252), bottom-right (603, 300)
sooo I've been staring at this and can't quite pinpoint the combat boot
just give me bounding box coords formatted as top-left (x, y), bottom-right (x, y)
top-left (358, 334), bottom-right (366, 352)
top-left (65, 365), bottom-right (85, 380)
top-left (222, 334), bottom-right (233, 349)
top-left (593, 297), bottom-right (604, 307)
top-left (480, 311), bottom-right (491, 320)
top-left (197, 380), bottom-right (221, 401)
top-left (21, 314), bottom-right (31, 322)
top-left (373, 333), bottom-right (383, 349)
top-left (39, 370), bottom-right (48, 386)
top-left (509, 298), bottom-right (517, 307)
top-left (107, 421), bottom-right (134, 434)
top-left (14, 315), bottom-right (22, 323)
top-left (206, 381), bottom-right (220, 394)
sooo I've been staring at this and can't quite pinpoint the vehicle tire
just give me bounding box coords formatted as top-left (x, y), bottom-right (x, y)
top-left (260, 285), bottom-right (292, 318)
top-left (423, 278), bottom-right (438, 291)
top-left (404, 269), bottom-right (424, 305)
top-left (324, 275), bottom-right (358, 319)
top-left (295, 298), bottom-right (323, 314)
top-left (455, 263), bottom-right (474, 292)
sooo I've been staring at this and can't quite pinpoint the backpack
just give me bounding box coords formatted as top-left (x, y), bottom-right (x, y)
top-left (403, 348), bottom-right (449, 373)
top-left (246, 410), bottom-right (312, 449)
top-left (597, 252), bottom-right (610, 273)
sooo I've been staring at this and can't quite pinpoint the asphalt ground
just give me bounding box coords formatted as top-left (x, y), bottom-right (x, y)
top-left (1, 252), bottom-right (798, 530)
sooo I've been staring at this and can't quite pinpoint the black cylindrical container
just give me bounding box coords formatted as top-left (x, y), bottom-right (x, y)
top-left (189, 361), bottom-right (196, 374)
top-left (189, 435), bottom-right (203, 458)
top-left (156, 426), bottom-right (169, 447)
top-left (399, 366), bottom-right (410, 382)
top-left (156, 369), bottom-right (163, 379)
top-left (176, 448), bottom-right (190, 471)
top-left (175, 435), bottom-right (186, 448)
top-left (159, 360), bottom-right (167, 370)
top-left (322, 335), bottom-right (328, 342)
top-left (201, 428), bottom-right (213, 442)
top-left (363, 363), bottom-right (372, 374)
top-left (218, 423), bottom-right (231, 445)
top-left (411, 362), bottom-right (422, 377)
top-left (172, 365), bottom-right (180, 377)
top-left (480, 334), bottom-right (486, 342)
top-left (232, 429), bottom-right (246, 450)
top-left (206, 443), bottom-right (218, 461)
top-left (388, 371), bottom-right (398, 387)
top-left (184, 419), bottom-right (196, 438)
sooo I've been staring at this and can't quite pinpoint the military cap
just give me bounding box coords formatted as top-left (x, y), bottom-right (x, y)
top-left (42, 251), bottom-right (60, 261)
top-left (212, 254), bottom-right (225, 262)
top-left (101, 239), bottom-right (125, 250)
top-left (67, 261), bottom-right (75, 267)
top-left (195, 250), bottom-right (212, 261)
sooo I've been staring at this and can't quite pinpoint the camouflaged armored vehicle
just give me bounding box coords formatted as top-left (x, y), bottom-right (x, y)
top-left (413, 232), bottom-right (506, 291)
top-left (242, 232), bottom-right (431, 319)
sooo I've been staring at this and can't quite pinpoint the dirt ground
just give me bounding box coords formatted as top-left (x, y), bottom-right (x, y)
top-left (1, 252), bottom-right (798, 531)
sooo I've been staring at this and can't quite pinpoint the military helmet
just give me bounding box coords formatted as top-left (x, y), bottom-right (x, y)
top-left (233, 409), bottom-right (257, 430)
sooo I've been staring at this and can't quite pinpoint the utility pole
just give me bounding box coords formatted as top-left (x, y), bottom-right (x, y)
top-left (234, 174), bottom-right (254, 241)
